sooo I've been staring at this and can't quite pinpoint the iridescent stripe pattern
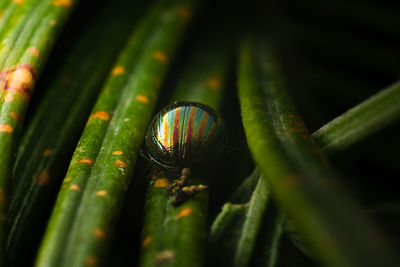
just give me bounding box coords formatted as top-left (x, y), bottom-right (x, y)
top-left (145, 102), bottom-right (226, 168)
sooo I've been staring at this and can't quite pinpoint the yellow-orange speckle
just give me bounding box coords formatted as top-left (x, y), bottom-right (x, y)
top-left (4, 94), bottom-right (14, 102)
top-left (155, 250), bottom-right (175, 264)
top-left (0, 124), bottom-right (13, 133)
top-left (112, 150), bottom-right (123, 155)
top-left (13, 0), bottom-right (24, 4)
top-left (37, 170), bottom-right (50, 186)
top-left (141, 236), bottom-right (152, 248)
top-left (115, 159), bottom-right (127, 168)
top-left (93, 228), bottom-right (107, 239)
top-left (52, 0), bottom-right (72, 7)
top-left (49, 19), bottom-right (57, 26)
top-left (206, 78), bottom-right (221, 89)
top-left (178, 7), bottom-right (192, 19)
top-left (64, 177), bottom-right (72, 183)
top-left (177, 207), bottom-right (192, 219)
top-left (112, 66), bottom-right (125, 76)
top-left (69, 184), bottom-right (81, 191)
top-left (78, 158), bottom-right (94, 165)
top-left (28, 47), bottom-right (39, 57)
top-left (96, 190), bottom-right (107, 197)
top-left (10, 112), bottom-right (20, 120)
top-left (89, 111), bottom-right (110, 121)
top-left (153, 51), bottom-right (168, 63)
top-left (136, 94), bottom-right (149, 103)
top-left (43, 149), bottom-right (54, 157)
top-left (85, 256), bottom-right (98, 267)
top-left (154, 178), bottom-right (169, 188)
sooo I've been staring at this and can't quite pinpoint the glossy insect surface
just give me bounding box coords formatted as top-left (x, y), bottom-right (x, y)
top-left (145, 101), bottom-right (226, 169)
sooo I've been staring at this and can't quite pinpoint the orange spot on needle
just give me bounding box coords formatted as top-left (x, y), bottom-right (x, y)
top-left (154, 178), bottom-right (169, 188)
top-left (177, 207), bottom-right (192, 218)
top-left (178, 7), bottom-right (192, 19)
top-left (206, 78), bottom-right (221, 89)
top-left (43, 149), bottom-right (54, 157)
top-left (136, 94), bottom-right (149, 103)
top-left (112, 66), bottom-right (125, 76)
top-left (141, 236), bottom-right (152, 248)
top-left (93, 228), bottom-right (107, 239)
top-left (28, 47), bottom-right (39, 57)
top-left (78, 158), bottom-right (94, 165)
top-left (37, 170), bottom-right (50, 186)
top-left (153, 51), bottom-right (168, 63)
top-left (52, 0), bottom-right (72, 7)
top-left (89, 111), bottom-right (110, 121)
top-left (10, 112), bottom-right (20, 120)
top-left (96, 190), bottom-right (107, 197)
top-left (0, 124), bottom-right (13, 133)
top-left (115, 159), bottom-right (127, 168)
top-left (69, 184), bottom-right (81, 191)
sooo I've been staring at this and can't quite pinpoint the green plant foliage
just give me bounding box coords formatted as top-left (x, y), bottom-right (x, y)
top-left (139, 21), bottom-right (231, 266)
top-left (140, 171), bottom-right (209, 267)
top-left (1, 0), bottom-right (400, 266)
top-left (6, 0), bottom-right (147, 265)
top-left (0, 0), bottom-right (78, 262)
top-left (313, 81), bottom-right (400, 161)
top-left (211, 169), bottom-right (312, 267)
top-left (211, 173), bottom-right (270, 267)
top-left (238, 36), bottom-right (400, 267)
top-left (35, 1), bottom-right (201, 266)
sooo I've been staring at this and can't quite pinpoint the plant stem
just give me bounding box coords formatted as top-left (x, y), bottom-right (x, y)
top-left (233, 175), bottom-right (270, 267)
top-left (211, 170), bottom-right (294, 267)
top-left (238, 36), bottom-right (400, 267)
top-left (7, 0), bottom-right (145, 265)
top-left (36, 1), bottom-right (200, 266)
top-left (312, 81), bottom-right (400, 161)
top-left (140, 171), bottom-right (208, 267)
top-left (0, 0), bottom-right (77, 262)
top-left (139, 17), bottom-right (232, 267)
